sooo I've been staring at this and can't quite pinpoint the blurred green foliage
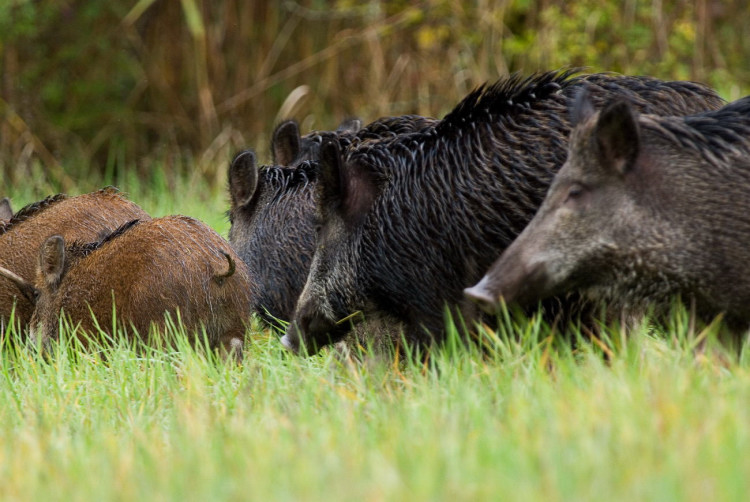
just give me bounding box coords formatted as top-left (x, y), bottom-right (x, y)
top-left (1, 0), bottom-right (748, 189)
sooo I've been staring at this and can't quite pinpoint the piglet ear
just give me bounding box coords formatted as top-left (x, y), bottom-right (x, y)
top-left (336, 118), bottom-right (362, 134)
top-left (570, 85), bottom-right (596, 127)
top-left (595, 100), bottom-right (640, 176)
top-left (0, 197), bottom-right (12, 220)
top-left (318, 141), bottom-right (378, 224)
top-left (40, 235), bottom-right (65, 292)
top-left (271, 120), bottom-right (302, 166)
top-left (228, 150), bottom-right (259, 209)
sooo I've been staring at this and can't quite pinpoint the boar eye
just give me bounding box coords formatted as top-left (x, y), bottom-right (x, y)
top-left (565, 183), bottom-right (585, 202)
top-left (311, 215), bottom-right (324, 235)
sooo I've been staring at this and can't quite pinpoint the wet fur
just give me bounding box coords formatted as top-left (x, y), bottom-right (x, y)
top-left (291, 70), bottom-right (725, 353)
top-left (31, 215), bottom-right (253, 358)
top-left (228, 115), bottom-right (438, 327)
top-left (0, 188), bottom-right (150, 333)
top-left (473, 95), bottom-right (750, 333)
top-left (228, 159), bottom-right (319, 326)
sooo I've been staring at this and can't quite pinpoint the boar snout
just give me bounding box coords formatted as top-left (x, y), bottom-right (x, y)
top-left (282, 309), bottom-right (350, 356)
top-left (280, 330), bottom-right (300, 354)
top-left (465, 253), bottom-right (550, 313)
top-left (463, 276), bottom-right (502, 315)
top-left (281, 315), bottom-right (328, 356)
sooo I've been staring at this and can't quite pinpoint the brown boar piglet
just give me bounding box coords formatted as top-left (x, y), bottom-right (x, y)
top-left (1, 215), bottom-right (254, 361)
top-left (0, 187), bottom-right (150, 333)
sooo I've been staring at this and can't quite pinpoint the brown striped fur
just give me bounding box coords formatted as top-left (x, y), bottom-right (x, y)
top-left (28, 216), bottom-right (253, 360)
top-left (0, 187), bottom-right (150, 333)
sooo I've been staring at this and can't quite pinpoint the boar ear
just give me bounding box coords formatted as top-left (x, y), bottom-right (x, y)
top-left (0, 198), bottom-right (12, 220)
top-left (318, 140), bottom-right (377, 223)
top-left (228, 150), bottom-right (260, 209)
top-left (318, 140), bottom-right (344, 211)
top-left (595, 100), bottom-right (640, 175)
top-left (0, 266), bottom-right (39, 305)
top-left (40, 235), bottom-right (65, 291)
top-left (271, 120), bottom-right (301, 166)
top-left (570, 86), bottom-right (596, 126)
top-left (336, 118), bottom-right (362, 134)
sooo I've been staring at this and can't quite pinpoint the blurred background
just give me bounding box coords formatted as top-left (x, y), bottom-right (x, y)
top-left (1, 0), bottom-right (749, 193)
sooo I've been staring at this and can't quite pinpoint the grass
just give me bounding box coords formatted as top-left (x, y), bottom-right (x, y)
top-left (3, 178), bottom-right (750, 501)
top-left (1, 314), bottom-right (750, 501)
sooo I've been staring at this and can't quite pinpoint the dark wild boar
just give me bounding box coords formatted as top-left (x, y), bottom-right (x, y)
top-left (228, 115), bottom-right (437, 327)
top-left (228, 118), bottom-right (360, 326)
top-left (0, 198), bottom-right (12, 221)
top-left (228, 150), bottom-right (318, 326)
top-left (0, 187), bottom-right (150, 333)
top-left (465, 94), bottom-right (750, 332)
top-left (0, 215), bottom-right (253, 359)
top-left (282, 70), bottom-right (724, 355)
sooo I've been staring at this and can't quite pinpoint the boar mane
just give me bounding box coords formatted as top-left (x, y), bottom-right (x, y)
top-left (437, 69), bottom-right (582, 134)
top-left (639, 96), bottom-right (750, 167)
top-left (0, 187), bottom-right (130, 236)
top-left (66, 219), bottom-right (143, 259)
top-left (262, 161), bottom-right (318, 202)
top-left (0, 194), bottom-right (68, 235)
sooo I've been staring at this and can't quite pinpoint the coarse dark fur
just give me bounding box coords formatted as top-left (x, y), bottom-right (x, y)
top-left (0, 187), bottom-right (150, 334)
top-left (283, 69), bottom-right (725, 355)
top-left (228, 119), bottom-right (361, 326)
top-left (9, 215), bottom-right (253, 359)
top-left (466, 94), bottom-right (750, 333)
top-left (228, 115), bottom-right (438, 327)
top-left (271, 118), bottom-right (362, 168)
top-left (228, 151), bottom-right (319, 326)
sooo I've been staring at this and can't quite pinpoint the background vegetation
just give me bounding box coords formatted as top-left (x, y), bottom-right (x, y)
top-left (1, 0), bottom-right (748, 193)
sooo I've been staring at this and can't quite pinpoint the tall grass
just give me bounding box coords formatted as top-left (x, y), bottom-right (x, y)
top-left (1, 306), bottom-right (750, 501)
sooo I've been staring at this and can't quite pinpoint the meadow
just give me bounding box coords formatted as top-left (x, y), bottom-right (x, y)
top-left (2, 177), bottom-right (750, 501)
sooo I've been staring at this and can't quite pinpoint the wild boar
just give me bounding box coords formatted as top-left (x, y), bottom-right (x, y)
top-left (0, 187), bottom-right (150, 333)
top-left (281, 70), bottom-right (724, 355)
top-left (0, 215), bottom-right (253, 359)
top-left (465, 93), bottom-right (750, 333)
top-left (228, 118), bottom-right (360, 326)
